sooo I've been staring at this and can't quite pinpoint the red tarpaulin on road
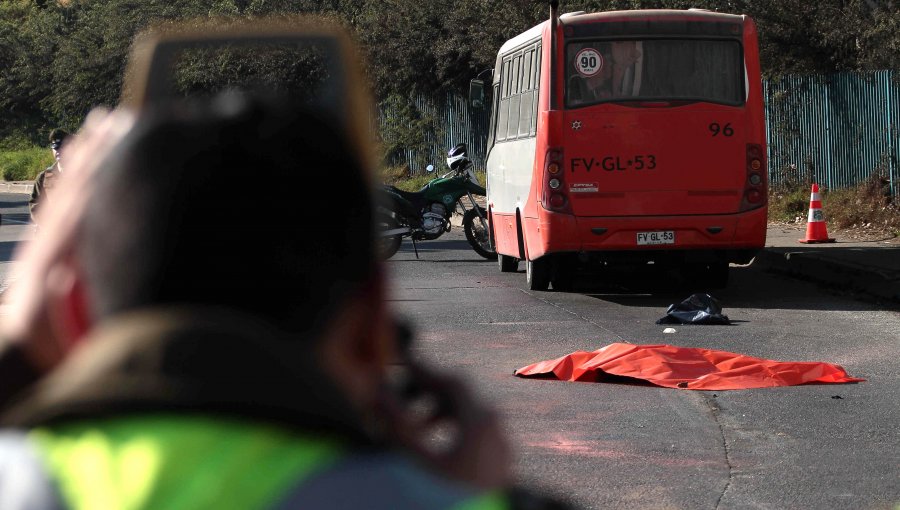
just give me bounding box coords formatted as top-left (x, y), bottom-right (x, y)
top-left (514, 343), bottom-right (865, 390)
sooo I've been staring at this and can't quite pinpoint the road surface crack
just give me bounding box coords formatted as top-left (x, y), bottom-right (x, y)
top-left (519, 289), bottom-right (627, 342)
top-left (704, 394), bottom-right (734, 510)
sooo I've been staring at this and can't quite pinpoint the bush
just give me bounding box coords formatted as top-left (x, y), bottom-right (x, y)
top-left (385, 167), bottom-right (486, 192)
top-left (768, 187), bottom-right (811, 223)
top-left (825, 174), bottom-right (898, 233)
top-left (379, 164), bottom-right (411, 184)
top-left (0, 146), bottom-right (53, 181)
top-left (390, 173), bottom-right (434, 192)
top-left (768, 173), bottom-right (900, 237)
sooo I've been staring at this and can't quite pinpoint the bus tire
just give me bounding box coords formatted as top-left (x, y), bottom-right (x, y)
top-left (526, 258), bottom-right (551, 291)
top-left (498, 254), bottom-right (519, 272)
top-left (551, 267), bottom-right (575, 292)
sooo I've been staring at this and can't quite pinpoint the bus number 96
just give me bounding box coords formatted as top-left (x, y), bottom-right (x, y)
top-left (709, 122), bottom-right (734, 137)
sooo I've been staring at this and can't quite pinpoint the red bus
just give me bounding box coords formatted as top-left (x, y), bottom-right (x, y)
top-left (480, 8), bottom-right (767, 290)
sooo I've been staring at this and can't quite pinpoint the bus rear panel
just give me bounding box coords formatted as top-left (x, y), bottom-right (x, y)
top-left (487, 10), bottom-right (766, 287)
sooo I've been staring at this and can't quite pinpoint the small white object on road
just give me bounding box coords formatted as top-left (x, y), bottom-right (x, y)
top-left (663, 328), bottom-right (677, 334)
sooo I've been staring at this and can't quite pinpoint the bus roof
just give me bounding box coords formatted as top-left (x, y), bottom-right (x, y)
top-left (497, 9), bottom-right (747, 55)
top-left (559, 9), bottom-right (746, 26)
top-left (497, 21), bottom-right (545, 55)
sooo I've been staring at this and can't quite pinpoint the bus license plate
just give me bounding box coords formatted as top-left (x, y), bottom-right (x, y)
top-left (637, 231), bottom-right (675, 245)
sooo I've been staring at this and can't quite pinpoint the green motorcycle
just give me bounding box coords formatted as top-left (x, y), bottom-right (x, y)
top-left (378, 144), bottom-right (494, 259)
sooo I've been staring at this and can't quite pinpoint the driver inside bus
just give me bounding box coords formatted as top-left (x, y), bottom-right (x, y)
top-left (609, 41), bottom-right (641, 95)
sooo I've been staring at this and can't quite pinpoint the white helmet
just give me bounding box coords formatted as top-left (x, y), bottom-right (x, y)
top-left (446, 143), bottom-right (470, 171)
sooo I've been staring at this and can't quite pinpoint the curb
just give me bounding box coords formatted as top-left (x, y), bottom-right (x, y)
top-left (0, 182), bottom-right (34, 195)
top-left (754, 248), bottom-right (900, 305)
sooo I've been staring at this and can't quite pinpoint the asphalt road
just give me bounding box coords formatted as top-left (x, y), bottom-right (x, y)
top-left (1, 192), bottom-right (897, 509)
top-left (0, 193), bottom-right (33, 298)
top-left (385, 227), bottom-right (900, 509)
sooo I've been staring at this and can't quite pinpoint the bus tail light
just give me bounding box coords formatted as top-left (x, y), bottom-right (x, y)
top-left (741, 143), bottom-right (767, 211)
top-left (542, 148), bottom-right (571, 214)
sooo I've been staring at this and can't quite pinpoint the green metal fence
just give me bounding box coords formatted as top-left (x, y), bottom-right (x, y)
top-left (378, 94), bottom-right (491, 174)
top-left (383, 71), bottom-right (899, 196)
top-left (765, 70), bottom-right (899, 196)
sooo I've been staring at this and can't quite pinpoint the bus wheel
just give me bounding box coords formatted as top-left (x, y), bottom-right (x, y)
top-left (526, 258), bottom-right (551, 291)
top-left (498, 254), bottom-right (519, 272)
top-left (551, 265), bottom-right (574, 292)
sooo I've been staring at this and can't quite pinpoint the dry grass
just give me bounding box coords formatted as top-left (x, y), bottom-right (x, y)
top-left (379, 165), bottom-right (434, 191)
top-left (0, 146), bottom-right (53, 181)
top-left (379, 165), bottom-right (486, 192)
top-left (769, 175), bottom-right (900, 238)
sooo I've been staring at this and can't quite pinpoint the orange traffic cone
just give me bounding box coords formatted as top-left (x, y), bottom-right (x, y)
top-left (799, 183), bottom-right (836, 244)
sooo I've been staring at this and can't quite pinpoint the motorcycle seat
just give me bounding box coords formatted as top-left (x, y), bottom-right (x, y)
top-left (382, 185), bottom-right (429, 216)
top-left (384, 185), bottom-right (425, 203)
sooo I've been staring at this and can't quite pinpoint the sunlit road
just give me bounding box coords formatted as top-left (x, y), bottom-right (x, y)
top-left (1, 192), bottom-right (897, 509)
top-left (0, 193), bottom-right (34, 301)
top-left (385, 227), bottom-right (900, 509)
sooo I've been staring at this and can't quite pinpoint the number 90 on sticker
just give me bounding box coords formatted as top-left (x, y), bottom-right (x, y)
top-left (575, 48), bottom-right (603, 77)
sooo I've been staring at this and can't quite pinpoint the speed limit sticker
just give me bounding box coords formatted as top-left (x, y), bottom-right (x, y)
top-left (574, 48), bottom-right (603, 77)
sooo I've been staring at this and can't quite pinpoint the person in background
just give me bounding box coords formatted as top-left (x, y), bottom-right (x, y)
top-left (608, 41), bottom-right (641, 97)
top-left (0, 97), bottom-right (568, 509)
top-left (29, 128), bottom-right (71, 221)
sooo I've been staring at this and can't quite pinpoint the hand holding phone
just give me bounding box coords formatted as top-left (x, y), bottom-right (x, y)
top-left (379, 360), bottom-right (512, 490)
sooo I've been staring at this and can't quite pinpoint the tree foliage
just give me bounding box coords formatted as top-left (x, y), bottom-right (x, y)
top-left (0, 0), bottom-right (897, 147)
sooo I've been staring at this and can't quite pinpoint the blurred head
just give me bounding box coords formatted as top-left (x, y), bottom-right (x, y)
top-left (46, 94), bottom-right (394, 407)
top-left (80, 95), bottom-right (376, 333)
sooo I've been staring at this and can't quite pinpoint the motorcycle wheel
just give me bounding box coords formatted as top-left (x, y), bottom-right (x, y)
top-left (376, 211), bottom-right (403, 259)
top-left (463, 206), bottom-right (497, 260)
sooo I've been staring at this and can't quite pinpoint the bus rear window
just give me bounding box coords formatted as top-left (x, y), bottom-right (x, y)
top-left (565, 39), bottom-right (744, 108)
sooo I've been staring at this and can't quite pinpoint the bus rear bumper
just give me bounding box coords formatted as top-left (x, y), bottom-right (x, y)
top-left (532, 207), bottom-right (767, 263)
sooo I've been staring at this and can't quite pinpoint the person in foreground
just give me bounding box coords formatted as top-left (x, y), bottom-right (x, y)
top-left (0, 96), bottom-right (567, 509)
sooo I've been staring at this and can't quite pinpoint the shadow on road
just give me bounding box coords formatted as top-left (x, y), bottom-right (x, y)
top-left (392, 237), bottom-right (496, 262)
top-left (1, 213), bottom-right (31, 224)
top-left (389, 233), bottom-right (897, 313)
top-left (0, 241), bottom-right (19, 263)
top-left (581, 264), bottom-right (892, 312)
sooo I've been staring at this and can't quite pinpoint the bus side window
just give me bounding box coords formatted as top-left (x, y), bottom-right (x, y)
top-left (506, 53), bottom-right (522, 140)
top-left (502, 58), bottom-right (512, 98)
top-left (532, 44), bottom-right (540, 136)
top-left (518, 47), bottom-right (534, 138)
top-left (488, 83), bottom-right (500, 151)
top-left (496, 58), bottom-right (511, 142)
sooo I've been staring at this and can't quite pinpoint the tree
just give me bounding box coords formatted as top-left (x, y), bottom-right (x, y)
top-left (0, 1), bottom-right (59, 144)
top-left (1, 0), bottom-right (897, 151)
